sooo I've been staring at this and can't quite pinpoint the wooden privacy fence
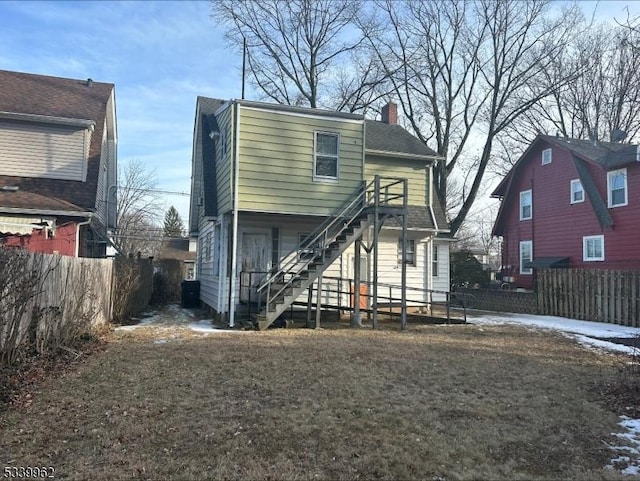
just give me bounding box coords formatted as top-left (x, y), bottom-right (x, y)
top-left (537, 268), bottom-right (640, 326)
top-left (1, 250), bottom-right (154, 365)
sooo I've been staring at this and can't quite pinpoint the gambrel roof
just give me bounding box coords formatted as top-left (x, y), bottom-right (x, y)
top-left (492, 134), bottom-right (637, 235)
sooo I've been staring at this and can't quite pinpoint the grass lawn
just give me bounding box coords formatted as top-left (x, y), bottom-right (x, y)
top-left (0, 321), bottom-right (632, 480)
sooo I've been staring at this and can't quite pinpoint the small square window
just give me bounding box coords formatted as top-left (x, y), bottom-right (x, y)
top-left (520, 190), bottom-right (532, 220)
top-left (314, 132), bottom-right (339, 181)
top-left (542, 148), bottom-right (552, 165)
top-left (607, 168), bottom-right (627, 207)
top-left (520, 241), bottom-right (532, 275)
top-left (583, 235), bottom-right (604, 261)
top-left (570, 179), bottom-right (584, 204)
top-left (398, 239), bottom-right (416, 266)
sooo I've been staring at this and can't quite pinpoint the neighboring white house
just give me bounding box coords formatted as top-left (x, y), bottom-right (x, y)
top-left (189, 98), bottom-right (450, 327)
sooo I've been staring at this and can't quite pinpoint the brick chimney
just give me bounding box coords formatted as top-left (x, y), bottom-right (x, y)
top-left (381, 102), bottom-right (397, 125)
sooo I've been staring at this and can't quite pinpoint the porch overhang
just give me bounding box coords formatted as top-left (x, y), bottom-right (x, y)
top-left (524, 257), bottom-right (570, 269)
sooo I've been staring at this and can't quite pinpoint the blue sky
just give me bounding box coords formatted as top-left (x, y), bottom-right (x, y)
top-left (0, 0), bottom-right (638, 226)
top-left (0, 0), bottom-right (245, 224)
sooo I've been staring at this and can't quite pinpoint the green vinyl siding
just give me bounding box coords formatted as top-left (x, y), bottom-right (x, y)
top-left (216, 105), bottom-right (233, 215)
top-left (237, 106), bottom-right (364, 215)
top-left (364, 155), bottom-right (429, 207)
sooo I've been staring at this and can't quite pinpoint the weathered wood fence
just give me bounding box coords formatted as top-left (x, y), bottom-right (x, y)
top-left (1, 250), bottom-right (153, 364)
top-left (537, 268), bottom-right (640, 326)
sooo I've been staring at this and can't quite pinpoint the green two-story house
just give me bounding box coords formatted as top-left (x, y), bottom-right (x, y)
top-left (189, 98), bottom-right (449, 326)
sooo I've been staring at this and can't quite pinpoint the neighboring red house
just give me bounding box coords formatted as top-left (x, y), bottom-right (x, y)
top-left (0, 70), bottom-right (117, 257)
top-left (492, 134), bottom-right (640, 289)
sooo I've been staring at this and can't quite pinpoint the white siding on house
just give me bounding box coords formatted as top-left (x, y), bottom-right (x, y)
top-left (0, 120), bottom-right (89, 181)
top-left (431, 240), bottom-right (450, 297)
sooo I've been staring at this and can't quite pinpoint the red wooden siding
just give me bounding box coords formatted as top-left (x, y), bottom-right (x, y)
top-left (3, 222), bottom-right (77, 256)
top-left (497, 140), bottom-right (640, 289)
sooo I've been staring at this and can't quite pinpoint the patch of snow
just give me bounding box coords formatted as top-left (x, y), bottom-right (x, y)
top-left (608, 416), bottom-right (640, 476)
top-left (467, 312), bottom-right (640, 355)
top-left (188, 319), bottom-right (237, 334)
top-left (154, 339), bottom-right (168, 344)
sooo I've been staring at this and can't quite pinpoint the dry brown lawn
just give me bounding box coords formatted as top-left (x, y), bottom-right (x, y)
top-left (0, 321), bottom-right (633, 480)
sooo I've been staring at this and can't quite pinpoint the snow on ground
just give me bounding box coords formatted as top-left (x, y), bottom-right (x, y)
top-left (467, 310), bottom-right (640, 476)
top-left (607, 417), bottom-right (640, 476)
top-left (114, 304), bottom-right (239, 335)
top-left (467, 311), bottom-right (640, 355)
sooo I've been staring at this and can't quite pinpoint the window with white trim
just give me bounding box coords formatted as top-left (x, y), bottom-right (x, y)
top-left (520, 190), bottom-right (532, 220)
top-left (398, 239), bottom-right (416, 267)
top-left (570, 179), bottom-right (584, 204)
top-left (520, 241), bottom-right (532, 275)
top-left (542, 148), bottom-right (552, 165)
top-left (583, 235), bottom-right (604, 261)
top-left (607, 168), bottom-right (627, 207)
top-left (314, 131), bottom-right (339, 180)
top-left (432, 244), bottom-right (439, 277)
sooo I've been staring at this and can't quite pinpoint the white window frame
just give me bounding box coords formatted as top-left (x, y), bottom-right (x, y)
top-left (519, 241), bottom-right (533, 275)
top-left (607, 168), bottom-right (628, 208)
top-left (570, 179), bottom-right (584, 204)
top-left (542, 148), bottom-right (552, 165)
top-left (520, 190), bottom-right (532, 221)
top-left (583, 235), bottom-right (605, 262)
top-left (398, 238), bottom-right (416, 267)
top-left (313, 131), bottom-right (339, 182)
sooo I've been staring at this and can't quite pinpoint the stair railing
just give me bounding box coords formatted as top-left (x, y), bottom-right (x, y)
top-left (257, 176), bottom-right (408, 315)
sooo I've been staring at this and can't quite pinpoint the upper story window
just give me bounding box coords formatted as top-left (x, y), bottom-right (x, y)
top-left (570, 179), bottom-right (584, 204)
top-left (520, 240), bottom-right (533, 275)
top-left (520, 190), bottom-right (532, 220)
top-left (542, 148), bottom-right (552, 165)
top-left (608, 168), bottom-right (628, 208)
top-left (314, 131), bottom-right (339, 181)
top-left (398, 238), bottom-right (416, 267)
top-left (583, 235), bottom-right (604, 262)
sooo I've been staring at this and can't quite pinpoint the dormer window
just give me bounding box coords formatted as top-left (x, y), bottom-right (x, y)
top-left (542, 148), bottom-right (552, 165)
top-left (608, 168), bottom-right (627, 207)
top-left (570, 179), bottom-right (584, 204)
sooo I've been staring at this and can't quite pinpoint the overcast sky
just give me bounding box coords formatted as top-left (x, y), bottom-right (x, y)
top-left (0, 0), bottom-right (638, 227)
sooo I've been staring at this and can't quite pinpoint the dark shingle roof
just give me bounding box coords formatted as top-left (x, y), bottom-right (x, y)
top-left (365, 120), bottom-right (439, 159)
top-left (572, 155), bottom-right (614, 228)
top-left (384, 204), bottom-right (449, 231)
top-left (157, 238), bottom-right (196, 262)
top-left (541, 135), bottom-right (637, 168)
top-left (0, 70), bottom-right (114, 215)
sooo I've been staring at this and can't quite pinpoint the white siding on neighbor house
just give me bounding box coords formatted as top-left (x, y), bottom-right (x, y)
top-left (95, 124), bottom-right (109, 225)
top-left (0, 120), bottom-right (90, 181)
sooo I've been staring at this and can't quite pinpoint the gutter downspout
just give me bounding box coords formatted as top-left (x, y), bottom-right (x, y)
top-left (75, 215), bottom-right (93, 257)
top-left (228, 101), bottom-right (241, 328)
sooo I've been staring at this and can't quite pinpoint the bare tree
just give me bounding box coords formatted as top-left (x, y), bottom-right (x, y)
top-left (363, 0), bottom-right (582, 235)
top-left (503, 23), bottom-right (640, 146)
top-left (211, 0), bottom-right (386, 111)
top-left (113, 160), bottom-right (163, 257)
